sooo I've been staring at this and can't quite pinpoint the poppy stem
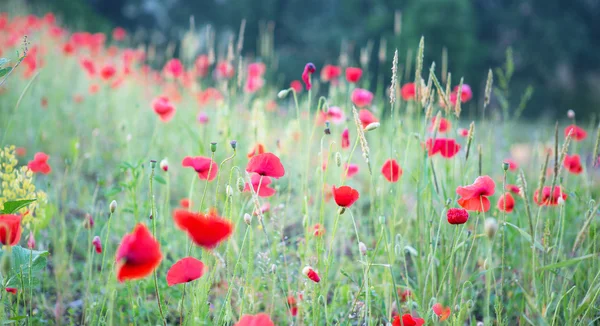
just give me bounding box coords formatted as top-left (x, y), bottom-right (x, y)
top-left (214, 148), bottom-right (237, 207)
top-left (149, 161), bottom-right (166, 325)
top-left (198, 152), bottom-right (215, 213)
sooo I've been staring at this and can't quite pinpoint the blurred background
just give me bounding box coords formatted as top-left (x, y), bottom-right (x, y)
top-left (5, 0), bottom-right (600, 119)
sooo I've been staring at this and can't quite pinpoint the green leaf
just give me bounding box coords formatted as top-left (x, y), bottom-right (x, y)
top-left (0, 67), bottom-right (12, 78)
top-left (505, 222), bottom-right (544, 252)
top-left (0, 58), bottom-right (9, 67)
top-left (0, 199), bottom-right (36, 214)
top-left (153, 175), bottom-right (166, 185)
top-left (537, 254), bottom-right (597, 271)
top-left (1, 245), bottom-right (49, 288)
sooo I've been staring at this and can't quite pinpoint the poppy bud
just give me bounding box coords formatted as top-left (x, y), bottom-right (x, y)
top-left (85, 214), bottom-right (94, 229)
top-left (230, 140), bottom-right (237, 150)
top-left (28, 231), bottom-right (35, 249)
top-left (243, 213), bottom-right (252, 225)
top-left (150, 160), bottom-right (157, 168)
top-left (110, 200), bottom-right (117, 214)
top-left (364, 122), bottom-right (380, 132)
top-left (484, 218), bottom-right (498, 239)
top-left (567, 110), bottom-right (575, 119)
top-left (5, 288), bottom-right (17, 295)
top-left (324, 121), bottom-right (331, 135)
top-left (226, 185), bottom-right (233, 197)
top-left (92, 236), bottom-right (102, 253)
top-left (335, 152), bottom-right (342, 167)
top-left (338, 207), bottom-right (346, 215)
top-left (502, 162), bottom-right (509, 171)
top-left (210, 142), bottom-right (217, 153)
top-left (358, 242), bottom-right (367, 255)
top-left (160, 158), bottom-right (168, 171)
top-left (447, 208), bottom-right (469, 225)
top-left (278, 89), bottom-right (290, 98)
top-left (302, 266), bottom-right (320, 283)
top-left (237, 178), bottom-right (245, 192)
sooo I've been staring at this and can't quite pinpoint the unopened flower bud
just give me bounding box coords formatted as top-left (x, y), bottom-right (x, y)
top-left (485, 218), bottom-right (498, 239)
top-left (278, 89), bottom-right (290, 99)
top-left (230, 140), bottom-right (237, 150)
top-left (109, 200), bottom-right (117, 214)
top-left (28, 231), bottom-right (35, 249)
top-left (237, 177), bottom-right (245, 192)
top-left (92, 236), bottom-right (102, 254)
top-left (243, 213), bottom-right (252, 225)
top-left (335, 152), bottom-right (342, 167)
top-left (358, 242), bottom-right (367, 255)
top-left (85, 214), bottom-right (94, 229)
top-left (226, 185), bottom-right (233, 197)
top-left (502, 162), bottom-right (509, 171)
top-left (324, 121), bottom-right (331, 135)
top-left (210, 142), bottom-right (217, 153)
top-left (160, 158), bottom-right (168, 172)
top-left (302, 266), bottom-right (320, 283)
top-left (150, 160), bottom-right (157, 168)
top-left (364, 122), bottom-right (380, 132)
top-left (567, 110), bottom-right (575, 119)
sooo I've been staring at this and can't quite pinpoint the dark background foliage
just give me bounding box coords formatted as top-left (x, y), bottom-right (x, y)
top-left (21, 0), bottom-right (600, 118)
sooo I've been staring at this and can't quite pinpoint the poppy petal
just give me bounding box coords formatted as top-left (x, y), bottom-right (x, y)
top-left (166, 257), bottom-right (205, 286)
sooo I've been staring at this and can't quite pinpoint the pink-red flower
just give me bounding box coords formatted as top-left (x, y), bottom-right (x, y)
top-left (332, 185), bottom-right (359, 208)
top-left (100, 64), bottom-right (116, 80)
top-left (345, 67), bottom-right (362, 83)
top-left (534, 186), bottom-right (567, 206)
top-left (392, 314), bottom-right (425, 326)
top-left (5, 288), bottom-right (17, 295)
top-left (433, 303), bottom-right (451, 321)
top-left (341, 128), bottom-right (350, 149)
top-left (351, 88), bottom-right (373, 107)
top-left (447, 208), bottom-right (469, 224)
top-left (302, 63), bottom-right (316, 91)
top-left (163, 58), bottom-right (184, 79)
top-left (344, 163), bottom-right (359, 178)
top-left (27, 152), bottom-right (51, 174)
top-left (244, 173), bottom-right (276, 197)
top-left (456, 176), bottom-right (496, 212)
top-left (182, 156), bottom-right (218, 181)
top-left (564, 125), bottom-right (587, 141)
top-left (115, 223), bottom-right (162, 282)
top-left (246, 153), bottom-right (285, 178)
top-left (312, 223), bottom-right (325, 236)
top-left (321, 64), bottom-right (341, 82)
top-left (112, 27), bottom-right (127, 41)
top-left (317, 106), bottom-right (346, 125)
top-left (504, 159), bottom-right (518, 171)
top-left (173, 209), bottom-right (233, 249)
top-left (92, 236), bottom-right (102, 253)
top-left (0, 214), bottom-right (22, 246)
top-left (563, 154), bottom-right (583, 174)
top-left (248, 62), bottom-right (266, 78)
top-left (216, 61), bottom-right (235, 79)
top-left (358, 109), bottom-right (378, 128)
top-left (166, 257), bottom-right (205, 286)
top-left (287, 295), bottom-right (298, 316)
top-left (430, 117), bottom-right (451, 133)
top-left (302, 266), bottom-right (320, 283)
top-left (454, 84), bottom-right (473, 102)
top-left (381, 159), bottom-right (402, 182)
top-left (401, 83), bottom-right (415, 100)
top-left (426, 138), bottom-right (461, 158)
top-left (235, 313), bottom-right (274, 326)
top-left (290, 80), bottom-right (303, 93)
top-left (152, 97), bottom-right (176, 122)
top-left (458, 128), bottom-right (469, 137)
top-left (497, 192), bottom-right (515, 212)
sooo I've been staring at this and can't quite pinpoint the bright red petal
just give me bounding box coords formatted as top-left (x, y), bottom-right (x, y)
top-left (235, 313), bottom-right (274, 326)
top-left (166, 257), bottom-right (205, 286)
top-left (246, 153), bottom-right (285, 178)
top-left (173, 209), bottom-right (233, 249)
top-left (115, 224), bottom-right (162, 282)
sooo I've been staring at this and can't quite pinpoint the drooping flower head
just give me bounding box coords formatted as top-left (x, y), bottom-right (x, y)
top-left (351, 88), bottom-right (374, 107)
top-left (332, 185), bottom-right (359, 208)
top-left (302, 63), bottom-right (316, 91)
top-left (173, 209), bottom-right (233, 249)
top-left (166, 257), bottom-right (205, 286)
top-left (456, 176), bottom-right (496, 212)
top-left (115, 223), bottom-right (162, 282)
top-left (381, 159), bottom-right (402, 182)
top-left (0, 214), bottom-right (22, 246)
top-left (27, 152), bottom-right (51, 174)
top-left (246, 153), bottom-right (285, 178)
top-left (182, 156), bottom-right (218, 181)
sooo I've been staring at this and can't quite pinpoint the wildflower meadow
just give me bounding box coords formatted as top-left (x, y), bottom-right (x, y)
top-left (0, 6), bottom-right (600, 326)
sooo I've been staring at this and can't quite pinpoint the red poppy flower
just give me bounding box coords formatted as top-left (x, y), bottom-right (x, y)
top-left (115, 223), bottom-right (162, 282)
top-left (302, 63), bottom-right (316, 91)
top-left (399, 289), bottom-right (412, 302)
top-left (456, 176), bottom-right (496, 212)
top-left (248, 62), bottom-right (266, 78)
top-left (534, 186), bottom-right (567, 206)
top-left (27, 152), bottom-right (51, 174)
top-left (430, 117), bottom-right (451, 133)
top-left (317, 106), bottom-right (346, 125)
top-left (173, 209), bottom-right (233, 249)
top-left (287, 295), bottom-right (298, 316)
top-left (163, 58), bottom-right (184, 79)
top-left (235, 313), bottom-right (274, 326)
top-left (244, 173), bottom-right (276, 197)
top-left (345, 67), bottom-right (363, 83)
top-left (216, 61), bottom-right (235, 79)
top-left (0, 214), bottom-right (22, 246)
top-left (182, 156), bottom-right (218, 181)
top-left (63, 42), bottom-right (75, 55)
top-left (321, 64), bottom-right (341, 82)
top-left (302, 266), bottom-right (320, 283)
top-left (245, 76), bottom-right (265, 93)
top-left (564, 124), bottom-right (587, 141)
top-left (433, 303), bottom-right (451, 321)
top-left (166, 257), bottom-right (205, 286)
top-left (5, 288), bottom-right (17, 295)
top-left (332, 185), bottom-right (359, 208)
top-left (246, 153), bottom-right (285, 178)
top-left (180, 198), bottom-right (191, 209)
top-left (454, 84), bottom-right (473, 102)
top-left (342, 128), bottom-right (350, 149)
top-left (351, 88), bottom-right (374, 107)
top-left (563, 154), bottom-right (583, 174)
top-left (426, 138), bottom-right (461, 158)
top-left (344, 163), bottom-right (359, 178)
top-left (195, 55), bottom-right (210, 77)
top-left (357, 109), bottom-right (378, 129)
top-left (401, 83), bottom-right (415, 100)
top-left (253, 202), bottom-right (270, 216)
top-left (152, 96), bottom-right (176, 122)
top-left (80, 58), bottom-right (96, 76)
top-left (497, 192), bottom-right (515, 212)
top-left (247, 143), bottom-right (266, 159)
top-left (92, 236), bottom-right (102, 253)
top-left (446, 208), bottom-right (469, 224)
top-left (381, 159), bottom-right (402, 182)
top-left (458, 128), bottom-right (469, 137)
top-left (504, 159), bottom-right (518, 171)
top-left (112, 27), bottom-right (127, 41)
top-left (290, 80), bottom-right (303, 93)
top-left (100, 64), bottom-right (116, 80)
top-left (392, 314), bottom-right (425, 326)
top-left (313, 223), bottom-right (325, 236)
top-left (507, 184), bottom-right (521, 195)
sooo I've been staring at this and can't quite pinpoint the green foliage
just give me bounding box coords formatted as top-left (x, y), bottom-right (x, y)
top-left (1, 246), bottom-right (49, 288)
top-left (0, 199), bottom-right (36, 215)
